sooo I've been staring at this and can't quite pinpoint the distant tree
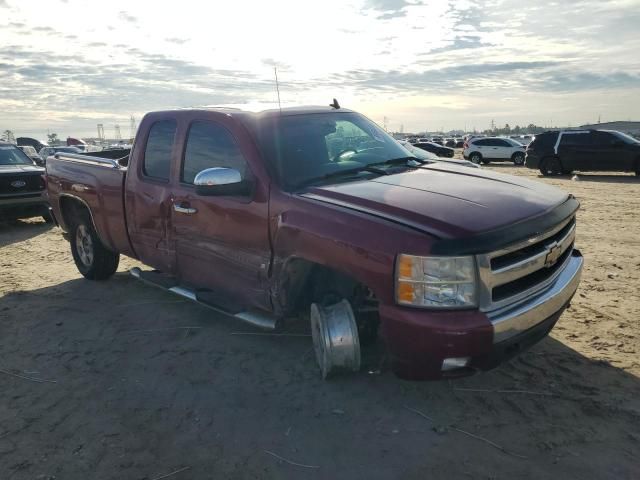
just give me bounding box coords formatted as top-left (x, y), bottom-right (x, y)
top-left (2, 129), bottom-right (15, 143)
top-left (504, 124), bottom-right (511, 134)
top-left (47, 133), bottom-right (59, 145)
top-left (513, 125), bottom-right (521, 134)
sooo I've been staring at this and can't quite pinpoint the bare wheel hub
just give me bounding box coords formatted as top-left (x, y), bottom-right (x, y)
top-left (310, 299), bottom-right (361, 379)
top-left (75, 224), bottom-right (94, 267)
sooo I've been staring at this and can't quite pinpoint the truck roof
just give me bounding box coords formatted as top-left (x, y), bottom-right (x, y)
top-left (172, 105), bottom-right (355, 120)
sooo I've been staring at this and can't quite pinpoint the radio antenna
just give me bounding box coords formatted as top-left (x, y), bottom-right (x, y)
top-left (274, 67), bottom-right (282, 113)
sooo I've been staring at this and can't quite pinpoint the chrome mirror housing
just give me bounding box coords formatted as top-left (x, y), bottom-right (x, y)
top-left (194, 168), bottom-right (249, 196)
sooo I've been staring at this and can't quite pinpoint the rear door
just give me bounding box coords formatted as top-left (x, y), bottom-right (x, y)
top-left (557, 131), bottom-right (593, 171)
top-left (124, 117), bottom-right (178, 273)
top-left (170, 115), bottom-right (272, 311)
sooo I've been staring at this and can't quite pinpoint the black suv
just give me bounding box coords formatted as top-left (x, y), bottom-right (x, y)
top-left (525, 129), bottom-right (640, 176)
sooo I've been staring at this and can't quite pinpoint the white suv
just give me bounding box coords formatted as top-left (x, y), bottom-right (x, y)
top-left (463, 137), bottom-right (527, 165)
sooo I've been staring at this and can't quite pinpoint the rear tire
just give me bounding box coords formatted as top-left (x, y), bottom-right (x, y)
top-left (512, 152), bottom-right (525, 166)
top-left (70, 215), bottom-right (119, 280)
top-left (469, 152), bottom-right (482, 164)
top-left (540, 157), bottom-right (562, 176)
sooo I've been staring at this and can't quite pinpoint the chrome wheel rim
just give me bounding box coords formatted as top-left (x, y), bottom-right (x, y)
top-left (75, 224), bottom-right (94, 267)
top-left (310, 300), bottom-right (361, 379)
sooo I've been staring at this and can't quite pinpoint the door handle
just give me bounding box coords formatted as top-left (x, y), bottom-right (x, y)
top-left (173, 203), bottom-right (197, 214)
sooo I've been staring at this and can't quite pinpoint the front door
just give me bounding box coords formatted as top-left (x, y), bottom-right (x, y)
top-left (492, 139), bottom-right (512, 159)
top-left (591, 131), bottom-right (632, 171)
top-left (170, 117), bottom-right (272, 312)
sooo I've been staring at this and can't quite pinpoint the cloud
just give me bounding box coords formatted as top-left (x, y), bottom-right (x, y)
top-left (377, 10), bottom-right (406, 20)
top-left (118, 11), bottom-right (137, 23)
top-left (333, 61), bottom-right (558, 87)
top-left (362, 0), bottom-right (417, 20)
top-left (165, 37), bottom-right (188, 45)
top-left (0, 0), bottom-right (8, 8)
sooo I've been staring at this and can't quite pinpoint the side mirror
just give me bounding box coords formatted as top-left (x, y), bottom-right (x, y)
top-left (194, 167), bottom-right (251, 196)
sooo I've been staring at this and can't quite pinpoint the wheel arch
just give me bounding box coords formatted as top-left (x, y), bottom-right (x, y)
top-left (58, 194), bottom-right (106, 245)
top-left (273, 256), bottom-right (379, 317)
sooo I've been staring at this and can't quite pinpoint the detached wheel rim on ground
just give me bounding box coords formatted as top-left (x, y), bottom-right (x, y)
top-left (310, 299), bottom-right (361, 379)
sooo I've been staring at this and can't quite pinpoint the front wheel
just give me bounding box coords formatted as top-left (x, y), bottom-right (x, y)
top-left (512, 152), bottom-right (525, 165)
top-left (70, 217), bottom-right (119, 280)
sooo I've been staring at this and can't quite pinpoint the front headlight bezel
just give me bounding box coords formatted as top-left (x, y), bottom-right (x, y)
top-left (395, 254), bottom-right (479, 309)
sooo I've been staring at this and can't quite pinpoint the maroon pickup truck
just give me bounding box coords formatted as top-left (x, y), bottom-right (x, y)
top-left (46, 106), bottom-right (583, 380)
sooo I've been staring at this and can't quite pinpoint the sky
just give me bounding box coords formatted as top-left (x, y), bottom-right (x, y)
top-left (1, 0), bottom-right (640, 138)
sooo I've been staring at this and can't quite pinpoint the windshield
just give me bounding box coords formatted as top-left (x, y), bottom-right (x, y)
top-left (611, 131), bottom-right (640, 144)
top-left (0, 145), bottom-right (34, 165)
top-left (259, 112), bottom-right (412, 189)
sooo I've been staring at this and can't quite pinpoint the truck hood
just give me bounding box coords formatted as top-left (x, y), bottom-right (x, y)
top-left (0, 164), bottom-right (45, 175)
top-left (301, 163), bottom-right (569, 239)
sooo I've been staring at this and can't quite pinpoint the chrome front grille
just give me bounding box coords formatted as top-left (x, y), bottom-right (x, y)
top-left (477, 216), bottom-right (576, 313)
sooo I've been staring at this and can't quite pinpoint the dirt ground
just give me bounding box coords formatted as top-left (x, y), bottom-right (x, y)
top-left (1, 164), bottom-right (638, 479)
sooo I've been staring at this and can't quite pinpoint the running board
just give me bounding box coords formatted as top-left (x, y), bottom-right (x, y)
top-left (129, 267), bottom-right (277, 330)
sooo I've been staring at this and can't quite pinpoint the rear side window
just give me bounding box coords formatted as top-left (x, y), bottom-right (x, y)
top-left (560, 132), bottom-right (592, 146)
top-left (473, 139), bottom-right (490, 146)
top-left (493, 139), bottom-right (511, 147)
top-left (528, 133), bottom-right (556, 149)
top-left (143, 120), bottom-right (177, 180)
top-left (593, 131), bottom-right (617, 145)
top-left (181, 121), bottom-right (247, 184)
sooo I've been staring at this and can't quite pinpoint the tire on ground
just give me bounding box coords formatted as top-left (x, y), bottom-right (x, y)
top-left (469, 152), bottom-right (482, 164)
top-left (69, 212), bottom-right (119, 280)
top-left (512, 152), bottom-right (525, 165)
top-left (540, 157), bottom-right (562, 176)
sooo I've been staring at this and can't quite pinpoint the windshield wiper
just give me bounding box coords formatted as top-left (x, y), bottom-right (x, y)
top-left (373, 156), bottom-right (425, 166)
top-left (297, 165), bottom-right (389, 189)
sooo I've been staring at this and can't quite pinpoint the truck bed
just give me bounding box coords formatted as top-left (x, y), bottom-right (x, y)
top-left (46, 152), bottom-right (135, 256)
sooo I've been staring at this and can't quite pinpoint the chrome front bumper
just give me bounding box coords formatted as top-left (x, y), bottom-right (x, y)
top-left (488, 250), bottom-right (583, 343)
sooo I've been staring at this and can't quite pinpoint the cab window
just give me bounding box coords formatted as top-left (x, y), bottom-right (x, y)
top-left (143, 120), bottom-right (177, 180)
top-left (181, 121), bottom-right (248, 184)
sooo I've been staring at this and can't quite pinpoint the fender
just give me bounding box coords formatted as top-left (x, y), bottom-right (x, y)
top-left (268, 192), bottom-right (438, 309)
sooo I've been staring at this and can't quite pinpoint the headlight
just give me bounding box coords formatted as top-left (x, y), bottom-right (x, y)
top-left (396, 254), bottom-right (477, 308)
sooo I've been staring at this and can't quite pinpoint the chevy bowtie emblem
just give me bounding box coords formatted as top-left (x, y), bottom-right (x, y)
top-left (544, 242), bottom-right (562, 268)
top-left (10, 180), bottom-right (26, 188)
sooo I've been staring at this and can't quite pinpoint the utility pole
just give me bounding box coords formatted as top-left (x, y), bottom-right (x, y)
top-left (114, 124), bottom-right (122, 142)
top-left (383, 116), bottom-right (388, 131)
top-left (97, 124), bottom-right (105, 145)
top-left (129, 116), bottom-right (137, 141)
